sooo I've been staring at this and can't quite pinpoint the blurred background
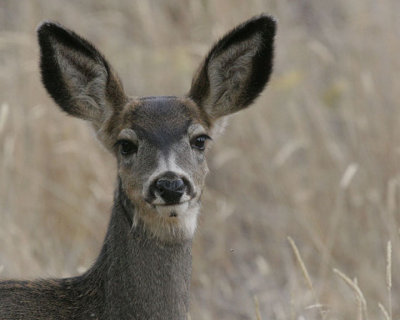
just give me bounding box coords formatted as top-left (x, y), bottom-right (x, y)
top-left (1, 0), bottom-right (400, 319)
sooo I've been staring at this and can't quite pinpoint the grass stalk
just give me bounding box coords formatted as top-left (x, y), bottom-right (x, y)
top-left (333, 268), bottom-right (368, 320)
top-left (288, 237), bottom-right (326, 319)
top-left (386, 241), bottom-right (392, 320)
top-left (253, 295), bottom-right (262, 320)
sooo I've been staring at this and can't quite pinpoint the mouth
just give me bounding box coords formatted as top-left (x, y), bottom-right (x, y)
top-left (169, 211), bottom-right (178, 217)
top-left (146, 200), bottom-right (193, 219)
top-left (150, 200), bottom-right (191, 208)
top-left (145, 192), bottom-right (197, 208)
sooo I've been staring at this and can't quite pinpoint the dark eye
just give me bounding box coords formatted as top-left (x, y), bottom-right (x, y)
top-left (191, 135), bottom-right (211, 151)
top-left (118, 140), bottom-right (138, 156)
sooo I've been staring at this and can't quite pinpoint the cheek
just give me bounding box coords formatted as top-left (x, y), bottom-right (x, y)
top-left (194, 161), bottom-right (209, 186)
top-left (118, 148), bottom-right (159, 197)
top-left (118, 163), bottom-right (142, 198)
top-left (189, 151), bottom-right (209, 188)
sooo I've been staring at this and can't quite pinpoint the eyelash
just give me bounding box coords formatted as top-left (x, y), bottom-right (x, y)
top-left (191, 134), bottom-right (211, 151)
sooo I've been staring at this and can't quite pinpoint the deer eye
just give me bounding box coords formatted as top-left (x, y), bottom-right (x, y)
top-left (191, 135), bottom-right (211, 151)
top-left (118, 140), bottom-right (138, 156)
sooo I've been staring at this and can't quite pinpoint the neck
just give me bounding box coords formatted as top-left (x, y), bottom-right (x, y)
top-left (84, 184), bottom-right (192, 319)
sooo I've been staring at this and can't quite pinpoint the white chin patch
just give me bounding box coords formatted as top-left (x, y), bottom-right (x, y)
top-left (155, 201), bottom-right (189, 217)
top-left (134, 200), bottom-right (200, 241)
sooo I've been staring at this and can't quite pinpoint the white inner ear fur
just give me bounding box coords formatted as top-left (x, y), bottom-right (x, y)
top-left (52, 41), bottom-right (107, 122)
top-left (205, 33), bottom-right (262, 118)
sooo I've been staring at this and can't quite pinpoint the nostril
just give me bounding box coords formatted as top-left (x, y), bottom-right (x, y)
top-left (172, 179), bottom-right (185, 192)
top-left (155, 179), bottom-right (166, 194)
top-left (156, 178), bottom-right (185, 193)
top-left (153, 177), bottom-right (186, 204)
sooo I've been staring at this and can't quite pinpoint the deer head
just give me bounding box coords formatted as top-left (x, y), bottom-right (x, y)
top-left (37, 15), bottom-right (276, 242)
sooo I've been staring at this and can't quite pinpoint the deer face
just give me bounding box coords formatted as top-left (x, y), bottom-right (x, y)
top-left (109, 97), bottom-right (211, 239)
top-left (37, 15), bottom-right (275, 241)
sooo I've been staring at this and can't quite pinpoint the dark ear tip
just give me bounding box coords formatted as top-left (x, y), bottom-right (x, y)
top-left (37, 21), bottom-right (58, 34)
top-left (251, 14), bottom-right (277, 36)
top-left (37, 21), bottom-right (68, 42)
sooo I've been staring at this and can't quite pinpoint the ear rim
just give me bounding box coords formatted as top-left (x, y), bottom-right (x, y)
top-left (37, 21), bottom-right (126, 121)
top-left (188, 14), bottom-right (276, 119)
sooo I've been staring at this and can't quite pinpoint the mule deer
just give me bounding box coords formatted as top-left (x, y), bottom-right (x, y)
top-left (0, 15), bottom-right (275, 319)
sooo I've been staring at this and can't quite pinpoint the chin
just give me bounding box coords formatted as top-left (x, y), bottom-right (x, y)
top-left (133, 199), bottom-right (200, 242)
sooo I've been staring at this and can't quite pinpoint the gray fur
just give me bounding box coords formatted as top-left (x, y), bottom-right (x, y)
top-left (0, 14), bottom-right (275, 319)
top-left (0, 188), bottom-right (191, 319)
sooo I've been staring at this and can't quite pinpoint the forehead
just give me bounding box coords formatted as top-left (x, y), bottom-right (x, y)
top-left (122, 96), bottom-right (206, 145)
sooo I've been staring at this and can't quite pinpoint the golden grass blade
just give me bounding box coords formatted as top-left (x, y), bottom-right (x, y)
top-left (386, 241), bottom-right (392, 320)
top-left (340, 163), bottom-right (359, 189)
top-left (333, 268), bottom-right (368, 320)
top-left (288, 236), bottom-right (313, 290)
top-left (0, 103), bottom-right (9, 134)
top-left (288, 237), bottom-right (326, 319)
top-left (253, 295), bottom-right (262, 320)
top-left (353, 277), bottom-right (363, 320)
top-left (378, 303), bottom-right (390, 320)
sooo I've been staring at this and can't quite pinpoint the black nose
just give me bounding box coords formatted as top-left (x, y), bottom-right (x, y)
top-left (153, 174), bottom-right (186, 205)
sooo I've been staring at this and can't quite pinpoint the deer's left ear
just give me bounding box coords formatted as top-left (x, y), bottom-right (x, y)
top-left (188, 15), bottom-right (276, 120)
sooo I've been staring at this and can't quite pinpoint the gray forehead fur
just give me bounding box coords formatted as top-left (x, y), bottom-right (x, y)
top-left (129, 97), bottom-right (197, 152)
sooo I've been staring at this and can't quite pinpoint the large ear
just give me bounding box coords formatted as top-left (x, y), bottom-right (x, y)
top-left (188, 15), bottom-right (276, 120)
top-left (37, 22), bottom-right (127, 127)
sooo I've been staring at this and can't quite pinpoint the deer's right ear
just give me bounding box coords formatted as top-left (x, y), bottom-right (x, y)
top-left (189, 15), bottom-right (276, 121)
top-left (37, 22), bottom-right (127, 126)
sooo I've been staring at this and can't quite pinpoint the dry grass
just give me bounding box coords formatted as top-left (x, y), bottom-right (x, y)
top-left (1, 0), bottom-right (400, 319)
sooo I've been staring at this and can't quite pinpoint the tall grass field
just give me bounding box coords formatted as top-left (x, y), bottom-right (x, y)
top-left (0, 1), bottom-right (399, 319)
